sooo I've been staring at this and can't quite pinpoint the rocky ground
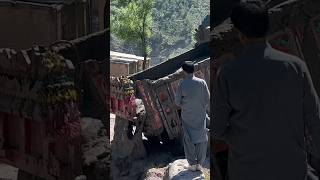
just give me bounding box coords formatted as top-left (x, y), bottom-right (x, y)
top-left (0, 163), bottom-right (18, 180)
top-left (110, 113), bottom-right (210, 180)
top-left (144, 158), bottom-right (210, 180)
top-left (81, 117), bottom-right (110, 180)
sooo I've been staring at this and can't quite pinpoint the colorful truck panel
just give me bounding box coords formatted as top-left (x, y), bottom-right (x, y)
top-left (137, 58), bottom-right (210, 139)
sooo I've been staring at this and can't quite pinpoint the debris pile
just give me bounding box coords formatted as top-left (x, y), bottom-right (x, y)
top-left (81, 117), bottom-right (110, 180)
top-left (143, 158), bottom-right (210, 180)
top-left (111, 114), bottom-right (147, 180)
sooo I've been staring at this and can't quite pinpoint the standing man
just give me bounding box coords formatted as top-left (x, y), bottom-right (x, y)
top-left (175, 61), bottom-right (210, 172)
top-left (212, 1), bottom-right (320, 180)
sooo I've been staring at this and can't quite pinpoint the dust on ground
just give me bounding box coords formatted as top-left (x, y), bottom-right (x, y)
top-left (110, 114), bottom-right (210, 180)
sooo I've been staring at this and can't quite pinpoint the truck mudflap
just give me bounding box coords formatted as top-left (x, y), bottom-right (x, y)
top-left (0, 47), bottom-right (82, 180)
top-left (138, 58), bottom-right (210, 139)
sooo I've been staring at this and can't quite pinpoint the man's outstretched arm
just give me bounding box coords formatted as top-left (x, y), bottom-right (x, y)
top-left (302, 63), bottom-right (320, 158)
top-left (212, 68), bottom-right (232, 139)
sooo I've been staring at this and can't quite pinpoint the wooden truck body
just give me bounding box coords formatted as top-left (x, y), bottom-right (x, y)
top-left (0, 29), bottom-right (108, 179)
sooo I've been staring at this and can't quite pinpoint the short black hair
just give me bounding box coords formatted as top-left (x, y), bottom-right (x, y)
top-left (182, 61), bottom-right (195, 74)
top-left (231, 1), bottom-right (269, 38)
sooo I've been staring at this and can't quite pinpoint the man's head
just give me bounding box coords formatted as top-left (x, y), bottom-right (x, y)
top-left (182, 61), bottom-right (195, 74)
top-left (231, 1), bottom-right (269, 44)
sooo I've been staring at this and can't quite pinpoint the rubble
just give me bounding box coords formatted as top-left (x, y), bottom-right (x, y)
top-left (0, 163), bottom-right (18, 180)
top-left (144, 167), bottom-right (167, 180)
top-left (111, 115), bottom-right (147, 180)
top-left (167, 159), bottom-right (206, 180)
top-left (81, 117), bottom-right (110, 180)
top-left (143, 158), bottom-right (210, 180)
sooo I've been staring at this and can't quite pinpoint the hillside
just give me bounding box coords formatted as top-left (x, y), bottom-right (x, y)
top-left (110, 0), bottom-right (209, 65)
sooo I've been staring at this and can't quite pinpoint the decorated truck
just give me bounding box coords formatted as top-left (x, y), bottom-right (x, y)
top-left (212, 0), bottom-right (320, 179)
top-left (0, 29), bottom-right (108, 180)
top-left (109, 42), bottom-right (210, 179)
top-left (110, 40), bottom-right (210, 144)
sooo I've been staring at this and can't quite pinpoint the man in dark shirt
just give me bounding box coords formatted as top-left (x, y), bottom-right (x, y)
top-left (212, 1), bottom-right (320, 180)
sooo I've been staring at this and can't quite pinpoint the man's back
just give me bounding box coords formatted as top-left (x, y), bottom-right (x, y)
top-left (213, 42), bottom-right (318, 180)
top-left (175, 74), bottom-right (210, 143)
top-left (179, 75), bottom-right (208, 112)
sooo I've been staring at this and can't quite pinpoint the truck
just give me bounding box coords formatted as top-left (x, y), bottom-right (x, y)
top-left (0, 29), bottom-right (109, 180)
top-left (110, 42), bottom-right (210, 142)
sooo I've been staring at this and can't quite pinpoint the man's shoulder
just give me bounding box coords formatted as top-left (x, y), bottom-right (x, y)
top-left (266, 47), bottom-right (308, 73)
top-left (219, 46), bottom-right (306, 75)
top-left (266, 46), bottom-right (303, 65)
top-left (193, 76), bottom-right (207, 84)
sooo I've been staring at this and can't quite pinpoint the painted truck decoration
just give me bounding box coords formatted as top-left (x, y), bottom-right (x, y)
top-left (110, 58), bottom-right (210, 140)
top-left (0, 47), bottom-right (82, 180)
top-left (269, 29), bottom-right (304, 59)
top-left (110, 76), bottom-right (136, 120)
top-left (0, 29), bottom-right (108, 179)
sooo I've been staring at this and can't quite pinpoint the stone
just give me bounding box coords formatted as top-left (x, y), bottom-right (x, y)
top-left (81, 117), bottom-right (110, 180)
top-left (167, 159), bottom-right (210, 180)
top-left (144, 167), bottom-right (167, 180)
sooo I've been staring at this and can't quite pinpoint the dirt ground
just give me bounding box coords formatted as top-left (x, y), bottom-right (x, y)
top-left (0, 163), bottom-right (18, 180)
top-left (110, 114), bottom-right (210, 180)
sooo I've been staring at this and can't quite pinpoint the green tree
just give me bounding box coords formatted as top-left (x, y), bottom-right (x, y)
top-left (150, 0), bottom-right (209, 64)
top-left (111, 0), bottom-right (154, 70)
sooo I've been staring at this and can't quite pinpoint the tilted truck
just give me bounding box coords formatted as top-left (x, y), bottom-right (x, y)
top-left (110, 41), bottom-right (210, 145)
top-left (0, 29), bottom-right (108, 180)
top-left (109, 41), bottom-right (210, 179)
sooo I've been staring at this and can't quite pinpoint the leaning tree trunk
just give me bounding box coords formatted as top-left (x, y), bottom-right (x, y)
top-left (142, 32), bottom-right (147, 70)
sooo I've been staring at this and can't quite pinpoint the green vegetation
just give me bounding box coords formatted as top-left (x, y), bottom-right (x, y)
top-left (111, 0), bottom-right (209, 65)
top-left (111, 0), bottom-right (154, 69)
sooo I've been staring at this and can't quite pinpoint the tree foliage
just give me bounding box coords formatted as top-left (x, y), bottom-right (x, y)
top-left (111, 0), bottom-right (154, 69)
top-left (111, 0), bottom-right (209, 65)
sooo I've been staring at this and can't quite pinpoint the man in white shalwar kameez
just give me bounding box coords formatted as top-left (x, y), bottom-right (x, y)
top-left (175, 61), bottom-right (210, 172)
